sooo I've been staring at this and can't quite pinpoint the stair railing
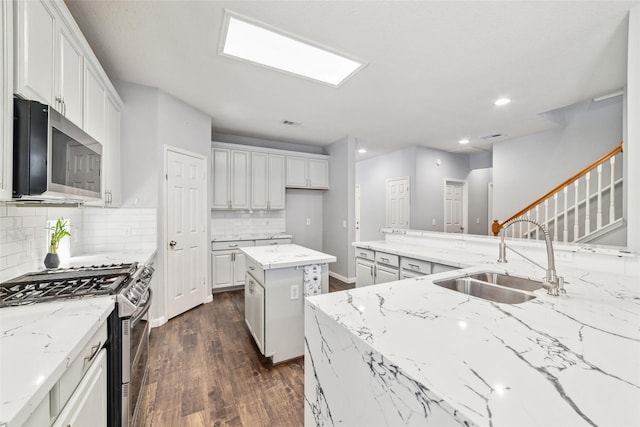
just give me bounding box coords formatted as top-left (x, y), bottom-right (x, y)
top-left (492, 142), bottom-right (624, 243)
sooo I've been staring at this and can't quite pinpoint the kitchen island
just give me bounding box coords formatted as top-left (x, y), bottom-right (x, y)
top-left (241, 244), bottom-right (336, 363)
top-left (305, 231), bottom-right (639, 426)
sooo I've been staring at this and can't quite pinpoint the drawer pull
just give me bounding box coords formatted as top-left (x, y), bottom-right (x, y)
top-left (360, 252), bottom-right (368, 257)
top-left (381, 257), bottom-right (389, 263)
top-left (408, 263), bottom-right (420, 270)
top-left (84, 341), bottom-right (101, 366)
top-left (228, 244), bottom-right (238, 248)
top-left (249, 266), bottom-right (255, 271)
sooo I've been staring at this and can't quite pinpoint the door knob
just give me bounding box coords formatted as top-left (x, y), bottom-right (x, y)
top-left (169, 240), bottom-right (177, 248)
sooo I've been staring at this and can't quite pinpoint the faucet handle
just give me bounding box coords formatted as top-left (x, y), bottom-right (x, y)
top-left (557, 276), bottom-right (566, 294)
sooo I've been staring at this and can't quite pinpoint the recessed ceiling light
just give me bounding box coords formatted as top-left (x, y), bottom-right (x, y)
top-left (220, 12), bottom-right (365, 86)
top-left (358, 148), bottom-right (367, 154)
top-left (494, 97), bottom-right (511, 106)
top-left (458, 139), bottom-right (470, 145)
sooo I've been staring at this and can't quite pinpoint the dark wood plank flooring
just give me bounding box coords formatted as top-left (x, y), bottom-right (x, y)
top-left (135, 276), bottom-right (353, 427)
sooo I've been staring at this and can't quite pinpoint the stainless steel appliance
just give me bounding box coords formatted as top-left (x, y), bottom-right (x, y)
top-left (13, 97), bottom-right (103, 200)
top-left (0, 260), bottom-right (154, 427)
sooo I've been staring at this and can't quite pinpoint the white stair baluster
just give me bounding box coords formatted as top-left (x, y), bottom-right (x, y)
top-left (544, 199), bottom-right (549, 240)
top-left (563, 187), bottom-right (568, 243)
top-left (596, 165), bottom-right (603, 230)
top-left (573, 180), bottom-right (580, 242)
top-left (609, 157), bottom-right (616, 223)
top-left (535, 205), bottom-right (540, 240)
top-left (585, 171), bottom-right (591, 235)
top-left (553, 193), bottom-right (559, 242)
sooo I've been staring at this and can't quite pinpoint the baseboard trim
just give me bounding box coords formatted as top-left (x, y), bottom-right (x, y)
top-left (204, 294), bottom-right (213, 303)
top-left (150, 316), bottom-right (167, 329)
top-left (329, 271), bottom-right (356, 284)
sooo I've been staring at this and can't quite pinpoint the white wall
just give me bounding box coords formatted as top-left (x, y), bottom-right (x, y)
top-left (323, 136), bottom-right (356, 281)
top-left (493, 97), bottom-right (623, 221)
top-left (286, 190), bottom-right (323, 251)
top-left (626, 5), bottom-right (640, 252)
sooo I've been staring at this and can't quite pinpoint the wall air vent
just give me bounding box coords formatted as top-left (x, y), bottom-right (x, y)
top-left (480, 133), bottom-right (504, 140)
top-left (280, 120), bottom-right (301, 126)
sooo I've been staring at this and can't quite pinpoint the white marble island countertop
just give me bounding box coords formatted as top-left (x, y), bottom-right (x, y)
top-left (241, 244), bottom-right (336, 269)
top-left (305, 258), bottom-right (640, 426)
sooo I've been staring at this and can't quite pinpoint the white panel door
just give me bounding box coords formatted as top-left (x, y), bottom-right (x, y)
top-left (167, 149), bottom-right (207, 319)
top-left (386, 177), bottom-right (410, 228)
top-left (445, 182), bottom-right (464, 233)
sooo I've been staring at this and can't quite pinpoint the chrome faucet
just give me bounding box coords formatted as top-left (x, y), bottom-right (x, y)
top-left (497, 217), bottom-right (565, 296)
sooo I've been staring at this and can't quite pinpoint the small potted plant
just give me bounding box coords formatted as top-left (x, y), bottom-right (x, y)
top-left (45, 218), bottom-right (71, 269)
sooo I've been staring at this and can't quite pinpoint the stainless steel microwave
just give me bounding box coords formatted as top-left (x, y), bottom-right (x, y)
top-left (13, 97), bottom-right (102, 200)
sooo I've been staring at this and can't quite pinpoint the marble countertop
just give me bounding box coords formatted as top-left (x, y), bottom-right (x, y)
top-left (240, 244), bottom-right (336, 270)
top-left (211, 233), bottom-right (292, 242)
top-left (0, 248), bottom-right (156, 427)
top-left (307, 243), bottom-right (640, 426)
top-left (0, 297), bottom-right (115, 427)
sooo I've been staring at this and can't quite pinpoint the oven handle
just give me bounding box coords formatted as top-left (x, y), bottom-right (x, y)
top-left (131, 288), bottom-right (153, 327)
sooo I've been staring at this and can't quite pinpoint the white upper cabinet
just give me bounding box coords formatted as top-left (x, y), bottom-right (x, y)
top-left (104, 96), bottom-right (121, 207)
top-left (212, 148), bottom-right (250, 209)
top-left (1, 0), bottom-right (13, 201)
top-left (14, 0), bottom-right (55, 106)
top-left (251, 152), bottom-right (285, 210)
top-left (55, 25), bottom-right (83, 127)
top-left (286, 156), bottom-right (329, 189)
top-left (83, 63), bottom-right (105, 142)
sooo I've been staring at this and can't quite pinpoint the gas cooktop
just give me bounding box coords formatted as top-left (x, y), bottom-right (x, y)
top-left (0, 263), bottom-right (138, 307)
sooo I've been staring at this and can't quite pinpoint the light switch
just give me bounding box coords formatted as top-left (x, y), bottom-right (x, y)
top-left (306, 218), bottom-right (311, 225)
top-left (431, 218), bottom-right (436, 226)
top-left (342, 220), bottom-right (347, 228)
top-left (290, 284), bottom-right (300, 300)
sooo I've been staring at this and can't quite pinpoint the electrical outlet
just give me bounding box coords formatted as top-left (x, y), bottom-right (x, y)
top-left (432, 218), bottom-right (436, 226)
top-left (290, 284), bottom-right (300, 300)
top-left (306, 218), bottom-right (311, 225)
top-left (476, 218), bottom-right (480, 224)
top-left (342, 220), bottom-right (347, 228)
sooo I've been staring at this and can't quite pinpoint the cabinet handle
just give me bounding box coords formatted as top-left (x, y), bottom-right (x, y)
top-left (228, 244), bottom-right (238, 248)
top-left (269, 242), bottom-right (278, 245)
top-left (381, 257), bottom-right (389, 263)
top-left (62, 97), bottom-right (66, 116)
top-left (249, 266), bottom-right (255, 271)
top-left (84, 341), bottom-right (101, 366)
top-left (360, 252), bottom-right (368, 257)
top-left (408, 263), bottom-right (420, 270)
top-left (232, 252), bottom-right (235, 262)
top-left (370, 264), bottom-right (374, 278)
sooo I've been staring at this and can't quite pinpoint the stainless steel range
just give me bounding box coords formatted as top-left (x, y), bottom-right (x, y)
top-left (0, 260), bottom-right (155, 427)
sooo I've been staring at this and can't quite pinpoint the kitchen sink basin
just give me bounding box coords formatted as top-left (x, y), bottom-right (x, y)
top-left (465, 272), bottom-right (543, 292)
top-left (433, 274), bottom-right (539, 304)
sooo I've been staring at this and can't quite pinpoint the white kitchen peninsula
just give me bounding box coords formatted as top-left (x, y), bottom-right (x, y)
top-left (305, 230), bottom-right (640, 426)
top-left (241, 244), bottom-right (335, 363)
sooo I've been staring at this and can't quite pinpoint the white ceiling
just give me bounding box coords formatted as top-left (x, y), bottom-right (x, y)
top-left (65, 1), bottom-right (638, 159)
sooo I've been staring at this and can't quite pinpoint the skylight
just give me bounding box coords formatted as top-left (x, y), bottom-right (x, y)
top-left (220, 12), bottom-right (364, 86)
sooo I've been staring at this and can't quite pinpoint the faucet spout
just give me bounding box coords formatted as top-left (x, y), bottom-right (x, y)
top-left (498, 218), bottom-right (565, 296)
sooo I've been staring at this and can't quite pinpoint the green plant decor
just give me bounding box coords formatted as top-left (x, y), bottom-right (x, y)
top-left (48, 218), bottom-right (71, 254)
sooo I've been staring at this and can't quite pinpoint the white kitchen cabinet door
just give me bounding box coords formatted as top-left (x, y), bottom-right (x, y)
top-left (286, 156), bottom-right (307, 187)
top-left (375, 264), bottom-right (399, 284)
top-left (212, 148), bottom-right (231, 209)
top-left (308, 159), bottom-right (329, 189)
top-left (83, 63), bottom-right (105, 142)
top-left (0, 0), bottom-right (12, 201)
top-left (233, 252), bottom-right (246, 287)
top-left (432, 263), bottom-right (459, 274)
top-left (245, 274), bottom-right (265, 354)
top-left (267, 154), bottom-right (285, 209)
top-left (230, 150), bottom-right (250, 209)
top-left (103, 96), bottom-right (121, 206)
top-left (56, 26), bottom-right (83, 127)
top-left (251, 152), bottom-right (268, 210)
top-left (356, 258), bottom-right (374, 287)
top-left (52, 349), bottom-right (107, 427)
top-left (212, 251), bottom-right (233, 289)
top-left (14, 0), bottom-right (55, 105)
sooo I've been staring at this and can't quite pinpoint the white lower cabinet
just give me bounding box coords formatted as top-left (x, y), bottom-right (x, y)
top-left (432, 263), bottom-right (458, 274)
top-left (244, 273), bottom-right (265, 354)
top-left (375, 264), bottom-right (399, 284)
top-left (52, 349), bottom-right (107, 427)
top-left (212, 250), bottom-right (246, 290)
top-left (356, 258), bottom-right (374, 287)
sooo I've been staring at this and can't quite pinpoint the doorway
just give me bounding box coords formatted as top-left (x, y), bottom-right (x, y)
top-left (444, 179), bottom-right (468, 233)
top-left (165, 146), bottom-right (208, 320)
top-left (386, 177), bottom-right (410, 228)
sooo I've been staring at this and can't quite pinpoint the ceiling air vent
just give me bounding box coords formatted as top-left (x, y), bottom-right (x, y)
top-left (480, 133), bottom-right (504, 140)
top-left (280, 119), bottom-right (301, 126)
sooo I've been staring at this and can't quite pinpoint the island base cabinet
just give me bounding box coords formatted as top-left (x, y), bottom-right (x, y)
top-left (356, 258), bottom-right (374, 287)
top-left (246, 264), bottom-right (329, 363)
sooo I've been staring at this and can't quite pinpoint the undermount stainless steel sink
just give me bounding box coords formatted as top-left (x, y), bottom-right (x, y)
top-left (433, 272), bottom-right (541, 304)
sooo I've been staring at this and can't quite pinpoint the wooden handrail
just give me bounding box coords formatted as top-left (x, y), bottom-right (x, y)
top-left (492, 142), bottom-right (623, 235)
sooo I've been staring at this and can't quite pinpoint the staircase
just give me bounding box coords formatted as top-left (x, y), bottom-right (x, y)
top-left (492, 143), bottom-right (624, 243)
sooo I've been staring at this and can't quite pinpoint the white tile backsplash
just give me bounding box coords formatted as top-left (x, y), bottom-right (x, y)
top-left (211, 210), bottom-right (285, 238)
top-left (0, 205), bottom-right (157, 282)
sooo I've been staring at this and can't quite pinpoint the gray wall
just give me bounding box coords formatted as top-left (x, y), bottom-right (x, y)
top-left (323, 136), bottom-right (356, 280)
top-left (116, 81), bottom-right (212, 323)
top-left (493, 97), bottom-right (623, 221)
top-left (285, 190), bottom-right (323, 251)
top-left (467, 168), bottom-right (492, 235)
